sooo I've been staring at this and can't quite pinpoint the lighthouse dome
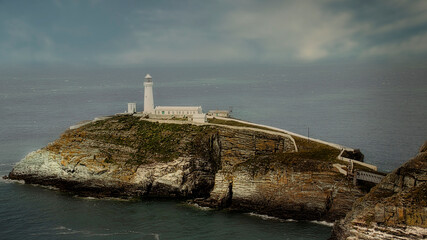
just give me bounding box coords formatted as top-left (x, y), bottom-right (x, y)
top-left (145, 74), bottom-right (152, 79)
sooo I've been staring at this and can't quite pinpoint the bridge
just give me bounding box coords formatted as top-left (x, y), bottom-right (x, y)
top-left (353, 170), bottom-right (385, 184)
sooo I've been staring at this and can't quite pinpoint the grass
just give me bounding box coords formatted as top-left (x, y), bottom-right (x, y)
top-left (208, 117), bottom-right (384, 174)
top-left (66, 115), bottom-right (382, 175)
top-left (78, 115), bottom-right (219, 166)
top-left (208, 117), bottom-right (339, 159)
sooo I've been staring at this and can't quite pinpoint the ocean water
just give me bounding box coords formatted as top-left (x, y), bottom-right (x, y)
top-left (0, 64), bottom-right (426, 239)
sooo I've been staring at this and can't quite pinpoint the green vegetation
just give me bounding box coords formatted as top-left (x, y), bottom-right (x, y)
top-left (209, 117), bottom-right (340, 160)
top-left (68, 115), bottom-right (381, 175)
top-left (208, 118), bottom-right (330, 152)
top-left (236, 143), bottom-right (341, 175)
top-left (80, 115), bottom-right (217, 165)
top-left (211, 117), bottom-right (383, 175)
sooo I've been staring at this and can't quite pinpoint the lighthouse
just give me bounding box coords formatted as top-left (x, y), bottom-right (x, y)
top-left (143, 74), bottom-right (154, 114)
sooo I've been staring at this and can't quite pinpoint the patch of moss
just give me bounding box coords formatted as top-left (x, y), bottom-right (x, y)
top-left (402, 183), bottom-right (427, 205)
top-left (234, 152), bottom-right (336, 177)
top-left (208, 118), bottom-right (341, 160)
top-left (234, 140), bottom-right (341, 175)
top-left (79, 115), bottom-right (219, 166)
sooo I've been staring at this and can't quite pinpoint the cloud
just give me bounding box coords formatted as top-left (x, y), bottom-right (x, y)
top-left (362, 32), bottom-right (427, 59)
top-left (0, 18), bottom-right (60, 64)
top-left (355, 0), bottom-right (427, 60)
top-left (99, 5), bottom-right (257, 65)
top-left (103, 0), bottom-right (361, 64)
top-left (104, 30), bottom-right (253, 65)
top-left (215, 0), bottom-right (427, 62)
top-left (219, 1), bottom-right (358, 61)
top-left (1, 0), bottom-right (427, 65)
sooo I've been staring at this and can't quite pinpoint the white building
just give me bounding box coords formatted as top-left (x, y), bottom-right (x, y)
top-left (143, 74), bottom-right (206, 122)
top-left (193, 113), bottom-right (207, 123)
top-left (207, 110), bottom-right (230, 118)
top-left (127, 103), bottom-right (136, 114)
top-left (154, 106), bottom-right (202, 116)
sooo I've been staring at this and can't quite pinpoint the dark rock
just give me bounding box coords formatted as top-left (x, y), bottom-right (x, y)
top-left (331, 141), bottom-right (427, 240)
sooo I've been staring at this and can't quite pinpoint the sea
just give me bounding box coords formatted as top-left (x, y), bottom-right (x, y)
top-left (0, 63), bottom-right (426, 239)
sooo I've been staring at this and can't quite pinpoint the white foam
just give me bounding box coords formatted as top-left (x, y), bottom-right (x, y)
top-left (285, 218), bottom-right (297, 222)
top-left (36, 184), bottom-right (60, 191)
top-left (75, 195), bottom-right (131, 202)
top-left (79, 196), bottom-right (97, 200)
top-left (54, 226), bottom-right (68, 230)
top-left (54, 226), bottom-right (81, 235)
top-left (246, 212), bottom-right (282, 221)
top-left (310, 220), bottom-right (334, 227)
top-left (0, 163), bottom-right (13, 166)
top-left (0, 178), bottom-right (25, 184)
top-left (188, 202), bottom-right (212, 211)
top-left (52, 226), bottom-right (140, 237)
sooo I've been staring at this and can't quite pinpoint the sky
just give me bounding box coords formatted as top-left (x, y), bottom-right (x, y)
top-left (1, 0), bottom-right (427, 67)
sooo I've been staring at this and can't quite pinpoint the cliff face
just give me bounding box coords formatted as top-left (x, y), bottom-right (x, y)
top-left (199, 151), bottom-right (365, 221)
top-left (9, 115), bottom-right (366, 222)
top-left (9, 116), bottom-right (294, 198)
top-left (331, 141), bottom-right (427, 240)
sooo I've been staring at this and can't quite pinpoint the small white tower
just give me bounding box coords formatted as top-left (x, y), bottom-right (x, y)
top-left (127, 103), bottom-right (136, 114)
top-left (143, 74), bottom-right (154, 114)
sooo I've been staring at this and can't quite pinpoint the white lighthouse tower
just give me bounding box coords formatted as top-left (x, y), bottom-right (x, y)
top-left (143, 74), bottom-right (154, 114)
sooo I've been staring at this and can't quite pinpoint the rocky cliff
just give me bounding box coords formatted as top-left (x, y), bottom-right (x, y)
top-left (8, 115), bottom-right (368, 222)
top-left (331, 141), bottom-right (427, 240)
top-left (197, 138), bottom-right (367, 221)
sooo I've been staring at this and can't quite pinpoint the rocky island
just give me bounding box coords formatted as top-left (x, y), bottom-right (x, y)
top-left (7, 115), bottom-right (374, 223)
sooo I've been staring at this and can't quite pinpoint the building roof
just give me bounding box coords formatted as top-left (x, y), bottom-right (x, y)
top-left (208, 110), bottom-right (230, 113)
top-left (155, 106), bottom-right (202, 110)
top-left (145, 74), bottom-right (152, 79)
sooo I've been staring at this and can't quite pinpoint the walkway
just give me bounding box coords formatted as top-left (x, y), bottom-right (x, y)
top-left (355, 171), bottom-right (384, 184)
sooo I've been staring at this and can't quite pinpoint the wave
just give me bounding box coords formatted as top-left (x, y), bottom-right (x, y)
top-left (285, 218), bottom-right (297, 222)
top-left (0, 178), bottom-right (25, 184)
top-left (32, 226), bottom-right (156, 238)
top-left (246, 213), bottom-right (334, 227)
top-left (33, 184), bottom-right (60, 191)
top-left (246, 213), bottom-right (303, 223)
top-left (246, 212), bottom-right (282, 221)
top-left (74, 195), bottom-right (132, 202)
top-left (187, 202), bottom-right (212, 211)
top-left (310, 220), bottom-right (334, 227)
top-left (0, 163), bottom-right (14, 166)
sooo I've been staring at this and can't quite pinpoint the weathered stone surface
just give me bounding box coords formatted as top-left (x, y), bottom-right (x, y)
top-left (8, 116), bottom-right (295, 199)
top-left (198, 157), bottom-right (364, 221)
top-left (7, 115), bottom-right (367, 223)
top-left (331, 141), bottom-right (427, 240)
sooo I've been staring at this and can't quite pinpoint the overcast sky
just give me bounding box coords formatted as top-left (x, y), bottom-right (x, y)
top-left (1, 0), bottom-right (427, 66)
